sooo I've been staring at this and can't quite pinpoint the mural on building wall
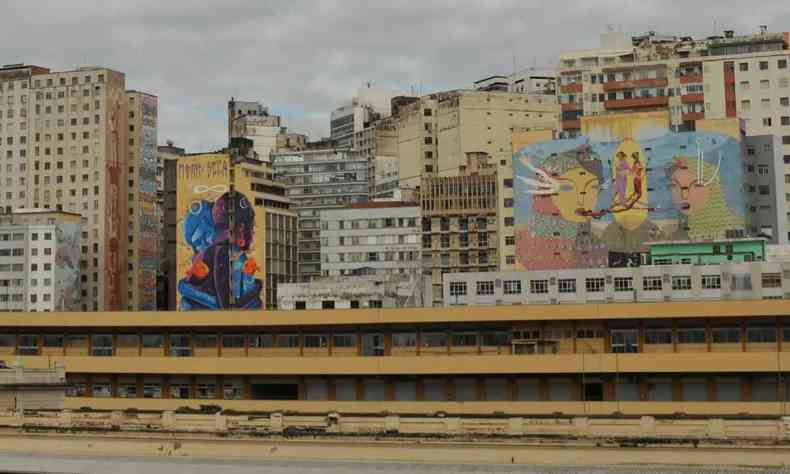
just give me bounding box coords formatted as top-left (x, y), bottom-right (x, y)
top-left (138, 95), bottom-right (159, 310)
top-left (176, 154), bottom-right (264, 310)
top-left (514, 113), bottom-right (746, 270)
top-left (54, 221), bottom-right (81, 311)
top-left (104, 87), bottom-right (124, 310)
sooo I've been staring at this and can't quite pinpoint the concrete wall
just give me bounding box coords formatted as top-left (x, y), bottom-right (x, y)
top-left (3, 404), bottom-right (790, 441)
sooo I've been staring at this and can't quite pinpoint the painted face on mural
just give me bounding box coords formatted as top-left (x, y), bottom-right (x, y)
top-left (669, 160), bottom-right (708, 215)
top-left (551, 167), bottom-right (600, 223)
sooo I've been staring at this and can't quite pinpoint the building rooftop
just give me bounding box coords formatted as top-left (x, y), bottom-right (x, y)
top-left (345, 201), bottom-right (418, 209)
top-left (646, 237), bottom-right (767, 246)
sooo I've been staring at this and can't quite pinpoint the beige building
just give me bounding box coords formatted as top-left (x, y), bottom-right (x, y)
top-left (394, 90), bottom-right (558, 190)
top-left (420, 153), bottom-right (499, 306)
top-left (0, 63), bottom-right (154, 311)
top-left (228, 100), bottom-right (281, 164)
top-left (163, 151), bottom-right (298, 310)
top-left (557, 29), bottom-right (790, 234)
top-left (238, 160), bottom-right (298, 310)
top-left (125, 91), bottom-right (159, 310)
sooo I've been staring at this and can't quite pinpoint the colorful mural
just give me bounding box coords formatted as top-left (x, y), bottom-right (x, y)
top-left (54, 220), bottom-right (81, 311)
top-left (138, 94), bottom-right (159, 310)
top-left (513, 113), bottom-right (746, 270)
top-left (176, 154), bottom-right (264, 310)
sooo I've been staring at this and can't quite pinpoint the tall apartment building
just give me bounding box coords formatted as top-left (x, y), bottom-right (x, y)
top-left (556, 30), bottom-right (790, 212)
top-left (395, 90), bottom-right (558, 190)
top-left (272, 148), bottom-right (369, 281)
top-left (228, 99), bottom-right (281, 164)
top-left (238, 159), bottom-right (298, 310)
top-left (0, 210), bottom-right (81, 312)
top-left (330, 86), bottom-right (409, 147)
top-left (420, 153), bottom-right (500, 306)
top-left (0, 63), bottom-right (154, 311)
top-left (163, 149), bottom-right (298, 310)
top-left (125, 91), bottom-right (158, 310)
top-left (320, 202), bottom-right (420, 277)
top-left (744, 135), bottom-right (788, 242)
top-left (473, 68), bottom-right (557, 95)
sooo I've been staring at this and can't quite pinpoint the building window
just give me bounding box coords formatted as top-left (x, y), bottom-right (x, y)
top-left (449, 281), bottom-right (467, 297)
top-left (476, 281), bottom-right (494, 295)
top-left (504, 217), bottom-right (514, 226)
top-left (677, 328), bottom-right (706, 344)
top-left (701, 274), bottom-right (721, 289)
top-left (505, 236), bottom-right (515, 246)
top-left (780, 59), bottom-right (788, 69)
top-left (739, 62), bottom-right (749, 72)
top-left (423, 108), bottom-right (432, 116)
top-left (91, 335), bottom-right (113, 356)
top-left (505, 255), bottom-right (515, 265)
top-left (529, 279), bottom-right (548, 294)
top-left (642, 276), bottom-right (662, 291)
top-left (451, 333), bottom-right (478, 347)
top-left (332, 333), bottom-right (357, 348)
top-left (671, 276), bottom-right (692, 290)
top-left (422, 333), bottom-right (447, 347)
top-left (644, 328), bottom-right (672, 345)
top-left (558, 278), bottom-right (576, 293)
top-left (712, 328), bottom-right (740, 344)
top-left (613, 277), bottom-right (633, 292)
top-left (392, 333), bottom-right (417, 347)
top-left (586, 277), bottom-right (605, 292)
top-left (503, 280), bottom-right (521, 295)
top-left (747, 326), bottom-right (776, 343)
top-left (762, 273), bottom-right (782, 288)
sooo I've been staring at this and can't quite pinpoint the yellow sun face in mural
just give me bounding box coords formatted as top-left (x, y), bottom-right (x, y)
top-left (611, 139), bottom-right (648, 231)
top-left (550, 167), bottom-right (600, 223)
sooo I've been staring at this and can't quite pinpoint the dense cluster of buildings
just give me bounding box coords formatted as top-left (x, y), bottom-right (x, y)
top-left (2, 26), bottom-right (790, 415)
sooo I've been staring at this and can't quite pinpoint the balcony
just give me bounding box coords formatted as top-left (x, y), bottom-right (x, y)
top-left (679, 74), bottom-right (703, 84)
top-left (680, 93), bottom-right (704, 104)
top-left (604, 96), bottom-right (669, 110)
top-left (560, 83), bottom-right (582, 94)
top-left (602, 78), bottom-right (667, 92)
top-left (561, 102), bottom-right (582, 112)
top-left (561, 119), bottom-right (581, 130)
top-left (681, 111), bottom-right (705, 121)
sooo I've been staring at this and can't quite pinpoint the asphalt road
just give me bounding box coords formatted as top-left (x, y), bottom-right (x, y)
top-left (0, 453), bottom-right (787, 474)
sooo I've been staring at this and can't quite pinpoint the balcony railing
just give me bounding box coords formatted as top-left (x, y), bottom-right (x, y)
top-left (602, 77), bottom-right (667, 92)
top-left (604, 96), bottom-right (669, 110)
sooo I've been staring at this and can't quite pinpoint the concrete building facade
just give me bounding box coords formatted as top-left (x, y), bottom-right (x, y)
top-left (0, 63), bottom-right (152, 311)
top-left (320, 202), bottom-right (420, 277)
top-left (272, 148), bottom-right (369, 281)
top-left (744, 134), bottom-right (788, 242)
top-left (556, 29), bottom-right (790, 217)
top-left (420, 153), bottom-right (500, 306)
top-left (473, 68), bottom-right (557, 95)
top-left (330, 86), bottom-right (409, 147)
top-left (0, 210), bottom-right (81, 312)
top-left (442, 261), bottom-right (790, 307)
top-left (125, 91), bottom-right (159, 310)
top-left (394, 90), bottom-right (558, 191)
top-left (228, 100), bottom-right (281, 164)
top-left (277, 274), bottom-right (428, 311)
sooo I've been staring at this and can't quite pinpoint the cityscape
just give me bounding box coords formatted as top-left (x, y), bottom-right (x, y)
top-left (3, 3), bottom-right (790, 471)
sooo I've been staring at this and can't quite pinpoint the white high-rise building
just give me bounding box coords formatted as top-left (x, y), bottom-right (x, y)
top-left (228, 99), bottom-right (281, 164)
top-left (0, 210), bottom-right (81, 312)
top-left (330, 86), bottom-right (412, 147)
top-left (0, 63), bottom-right (157, 311)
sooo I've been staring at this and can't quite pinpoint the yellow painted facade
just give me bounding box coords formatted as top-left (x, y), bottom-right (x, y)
top-left (2, 300), bottom-right (790, 414)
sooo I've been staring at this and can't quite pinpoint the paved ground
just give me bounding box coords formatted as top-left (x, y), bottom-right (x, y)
top-left (0, 453), bottom-right (788, 474)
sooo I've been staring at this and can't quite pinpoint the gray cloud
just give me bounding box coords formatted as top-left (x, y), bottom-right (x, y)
top-left (3, 0), bottom-right (789, 151)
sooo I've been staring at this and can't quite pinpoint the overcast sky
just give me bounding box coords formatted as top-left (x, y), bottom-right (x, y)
top-left (3, 0), bottom-right (789, 152)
